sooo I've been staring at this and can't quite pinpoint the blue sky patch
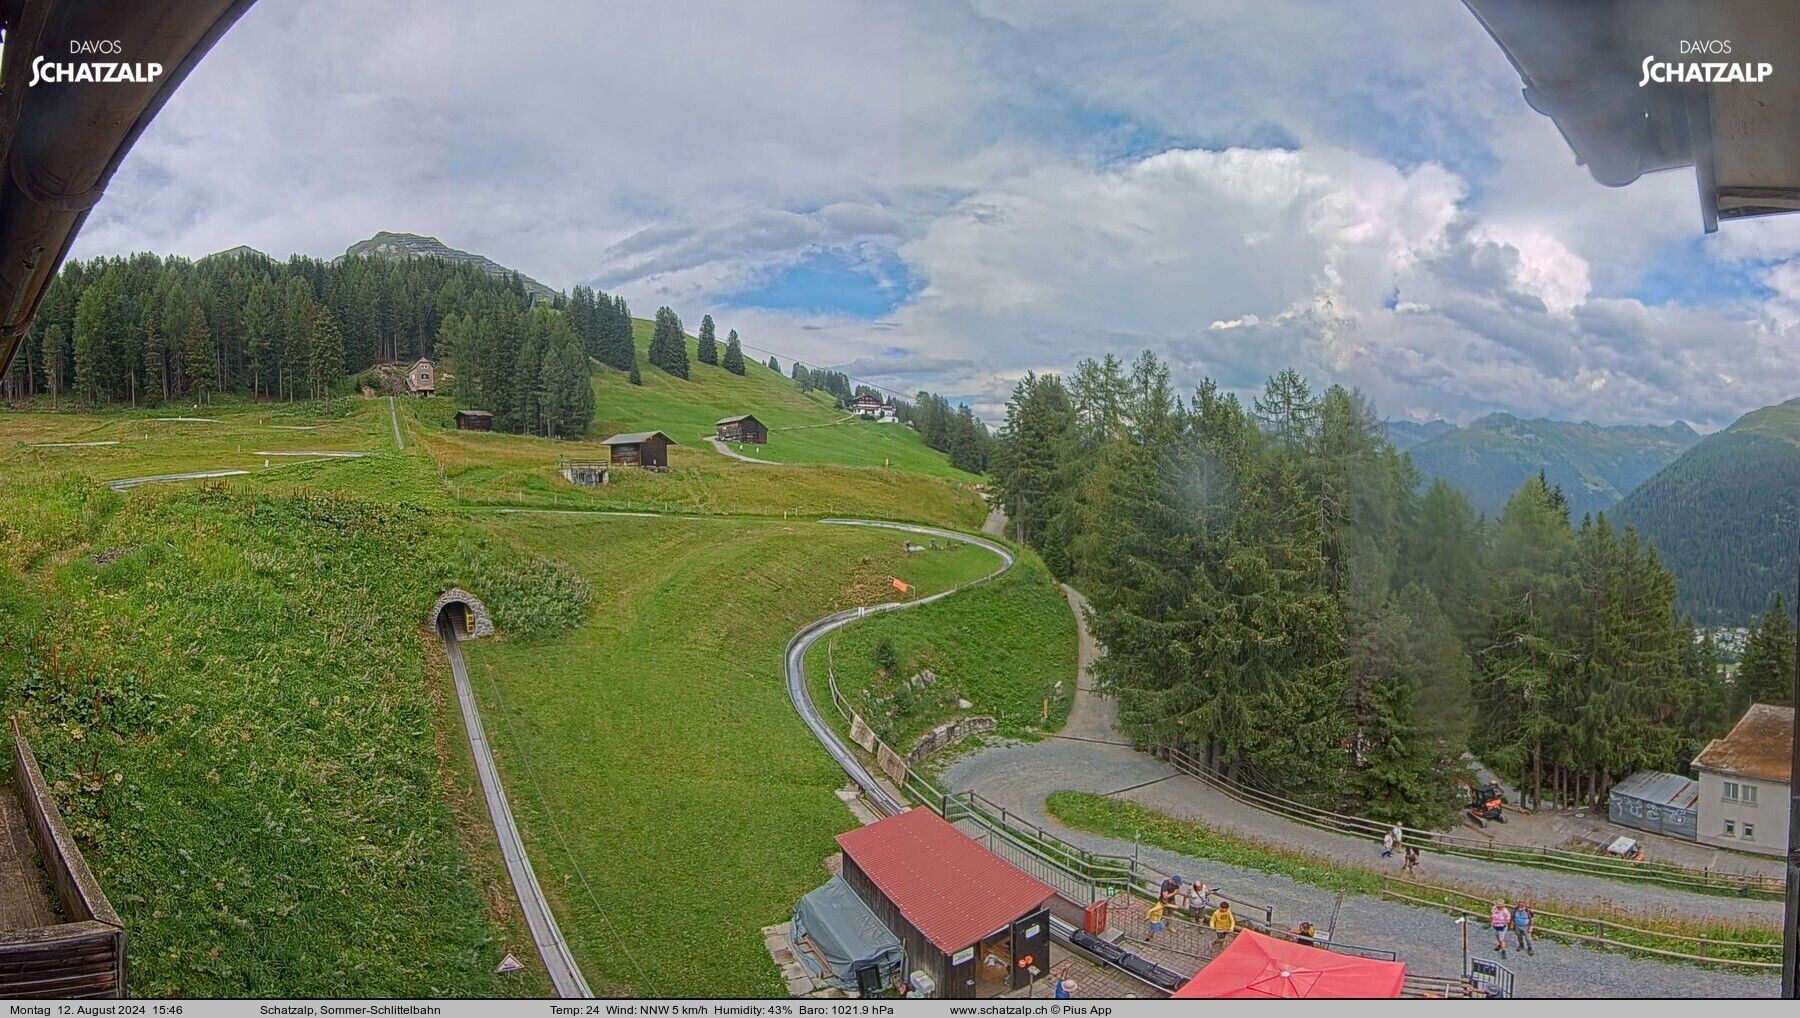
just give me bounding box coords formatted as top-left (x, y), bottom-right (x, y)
top-left (1627, 236), bottom-right (1774, 306)
top-left (723, 247), bottom-right (920, 317)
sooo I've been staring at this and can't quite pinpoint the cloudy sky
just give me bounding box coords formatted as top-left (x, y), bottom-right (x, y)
top-left (74, 0), bottom-right (1800, 429)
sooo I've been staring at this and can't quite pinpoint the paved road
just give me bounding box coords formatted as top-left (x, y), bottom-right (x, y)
top-left (940, 591), bottom-right (1782, 998)
top-left (706, 435), bottom-right (779, 464)
top-left (440, 623), bottom-right (591, 997)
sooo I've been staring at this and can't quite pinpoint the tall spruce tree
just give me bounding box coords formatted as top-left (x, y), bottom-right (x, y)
top-left (696, 314), bottom-right (718, 365)
top-left (648, 306), bottom-right (689, 378)
top-left (722, 329), bottom-right (745, 375)
top-left (1739, 593), bottom-right (1796, 707)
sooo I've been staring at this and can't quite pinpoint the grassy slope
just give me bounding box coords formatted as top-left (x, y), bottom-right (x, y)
top-left (0, 472), bottom-right (574, 996)
top-left (805, 554), bottom-right (1077, 749)
top-left (458, 513), bottom-right (1000, 995)
top-left (588, 318), bottom-right (978, 480)
top-left (408, 401), bottom-right (987, 530)
top-left (0, 399), bottom-right (394, 484)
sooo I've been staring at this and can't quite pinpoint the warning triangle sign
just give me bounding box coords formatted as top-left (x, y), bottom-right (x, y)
top-left (496, 953), bottom-right (525, 974)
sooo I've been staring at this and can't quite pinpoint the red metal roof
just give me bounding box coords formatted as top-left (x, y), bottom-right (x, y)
top-left (836, 808), bottom-right (1056, 954)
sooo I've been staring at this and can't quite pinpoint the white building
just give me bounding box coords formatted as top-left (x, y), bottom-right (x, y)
top-left (1690, 703), bottom-right (1792, 857)
top-left (406, 357), bottom-right (436, 396)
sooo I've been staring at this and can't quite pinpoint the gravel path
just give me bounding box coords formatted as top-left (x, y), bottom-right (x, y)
top-left (940, 587), bottom-right (1783, 998)
top-left (706, 435), bottom-right (779, 464)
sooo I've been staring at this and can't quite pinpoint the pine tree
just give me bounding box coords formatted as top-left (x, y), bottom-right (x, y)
top-left (1739, 593), bottom-right (1796, 707)
top-left (648, 306), bottom-right (689, 378)
top-left (628, 361), bottom-right (642, 385)
top-left (696, 314), bottom-right (718, 365)
top-left (767, 355), bottom-right (780, 373)
top-left (722, 329), bottom-right (745, 375)
top-left (307, 305), bottom-right (343, 399)
top-left (243, 281), bottom-right (277, 399)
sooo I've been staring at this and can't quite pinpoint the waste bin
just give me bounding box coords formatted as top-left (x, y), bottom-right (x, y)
top-left (1082, 898), bottom-right (1108, 935)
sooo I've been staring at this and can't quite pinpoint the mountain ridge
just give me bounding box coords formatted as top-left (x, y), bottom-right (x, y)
top-left (1616, 397), bottom-right (1800, 624)
top-left (1404, 412), bottom-right (1700, 519)
top-left (342, 231), bottom-right (559, 303)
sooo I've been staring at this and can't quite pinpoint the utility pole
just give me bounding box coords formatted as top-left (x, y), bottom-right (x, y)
top-left (1784, 545), bottom-right (1799, 999)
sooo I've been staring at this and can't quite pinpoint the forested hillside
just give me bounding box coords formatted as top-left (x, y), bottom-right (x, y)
top-left (993, 354), bottom-right (1732, 821)
top-left (1406, 413), bottom-right (1698, 518)
top-left (1616, 397), bottom-right (1800, 625)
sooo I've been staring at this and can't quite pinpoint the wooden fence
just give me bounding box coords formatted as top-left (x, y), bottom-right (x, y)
top-left (1154, 744), bottom-right (1784, 900)
top-left (1380, 877), bottom-right (1780, 971)
top-left (2, 721), bottom-right (126, 999)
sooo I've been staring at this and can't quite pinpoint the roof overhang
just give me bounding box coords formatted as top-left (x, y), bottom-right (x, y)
top-left (1463, 0), bottom-right (1800, 231)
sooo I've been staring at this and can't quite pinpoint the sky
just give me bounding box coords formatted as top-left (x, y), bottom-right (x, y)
top-left (73, 0), bottom-right (1800, 430)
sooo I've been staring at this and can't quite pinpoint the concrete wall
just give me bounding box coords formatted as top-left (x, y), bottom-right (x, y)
top-left (1695, 769), bottom-right (1789, 856)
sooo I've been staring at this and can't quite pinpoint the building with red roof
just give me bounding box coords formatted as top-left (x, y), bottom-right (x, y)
top-left (835, 808), bottom-right (1056, 998)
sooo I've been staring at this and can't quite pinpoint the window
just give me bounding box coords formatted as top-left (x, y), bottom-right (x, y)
top-left (1741, 785), bottom-right (1756, 805)
top-left (1743, 823), bottom-right (1754, 841)
top-left (1722, 781), bottom-right (1739, 801)
top-left (1723, 819), bottom-right (1735, 836)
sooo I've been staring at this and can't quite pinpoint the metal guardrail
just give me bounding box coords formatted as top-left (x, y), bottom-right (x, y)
top-left (1155, 744), bottom-right (1785, 900)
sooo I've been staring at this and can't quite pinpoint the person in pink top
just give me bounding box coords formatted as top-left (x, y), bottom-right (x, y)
top-left (1489, 901), bottom-right (1512, 956)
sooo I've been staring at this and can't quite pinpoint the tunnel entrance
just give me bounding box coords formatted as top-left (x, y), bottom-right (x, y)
top-left (430, 588), bottom-right (494, 640)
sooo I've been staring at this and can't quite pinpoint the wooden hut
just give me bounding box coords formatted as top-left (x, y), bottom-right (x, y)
top-left (454, 410), bottom-right (493, 431)
top-left (716, 414), bottom-right (768, 444)
top-left (836, 808), bottom-right (1054, 998)
top-left (600, 431), bottom-right (676, 470)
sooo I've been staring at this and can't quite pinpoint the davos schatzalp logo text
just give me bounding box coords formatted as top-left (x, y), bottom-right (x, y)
top-left (28, 39), bottom-right (163, 87)
top-left (1639, 40), bottom-right (1771, 86)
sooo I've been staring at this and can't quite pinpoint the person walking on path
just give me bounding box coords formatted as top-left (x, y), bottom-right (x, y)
top-left (1209, 901), bottom-right (1237, 948)
top-left (1390, 822), bottom-right (1404, 847)
top-left (1512, 901), bottom-right (1536, 956)
top-left (1489, 901), bottom-right (1512, 957)
top-left (1146, 900), bottom-right (1167, 942)
top-left (1381, 830), bottom-right (1396, 858)
top-left (1402, 844), bottom-right (1421, 876)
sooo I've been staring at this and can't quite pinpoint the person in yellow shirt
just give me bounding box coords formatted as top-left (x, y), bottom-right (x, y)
top-left (1209, 900), bottom-right (1236, 947)
top-left (1146, 900), bottom-right (1166, 941)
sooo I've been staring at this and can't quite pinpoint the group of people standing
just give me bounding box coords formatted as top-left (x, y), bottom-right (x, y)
top-left (1146, 875), bottom-right (1236, 948)
top-left (1488, 900), bottom-right (1537, 958)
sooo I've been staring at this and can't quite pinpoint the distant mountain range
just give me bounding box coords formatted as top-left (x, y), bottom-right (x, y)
top-left (1398, 413), bottom-right (1700, 520)
top-left (1616, 398), bottom-right (1800, 625)
top-left (1382, 418), bottom-right (1455, 451)
top-left (342, 231), bottom-right (559, 303)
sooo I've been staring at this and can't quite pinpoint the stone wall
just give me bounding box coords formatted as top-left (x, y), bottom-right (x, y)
top-left (430, 588), bottom-right (495, 639)
top-left (905, 715), bottom-right (997, 766)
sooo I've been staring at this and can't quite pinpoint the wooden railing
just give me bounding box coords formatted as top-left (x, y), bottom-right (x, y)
top-left (4, 721), bottom-right (127, 999)
top-left (1380, 877), bottom-right (1780, 971)
top-left (1155, 744), bottom-right (1784, 900)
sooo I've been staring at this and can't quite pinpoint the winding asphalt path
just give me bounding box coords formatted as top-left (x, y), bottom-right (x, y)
top-left (440, 622), bottom-right (592, 997)
top-left (784, 519), bottom-right (1015, 816)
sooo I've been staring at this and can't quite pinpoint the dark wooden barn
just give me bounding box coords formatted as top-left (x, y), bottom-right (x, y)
top-left (836, 808), bottom-right (1055, 999)
top-left (600, 430), bottom-right (677, 469)
top-left (454, 410), bottom-right (493, 431)
top-left (715, 414), bottom-right (768, 445)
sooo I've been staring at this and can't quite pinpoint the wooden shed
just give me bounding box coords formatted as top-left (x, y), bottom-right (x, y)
top-left (836, 808), bottom-right (1055, 999)
top-left (716, 414), bottom-right (768, 444)
top-left (455, 410), bottom-right (493, 431)
top-left (600, 431), bottom-right (676, 470)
